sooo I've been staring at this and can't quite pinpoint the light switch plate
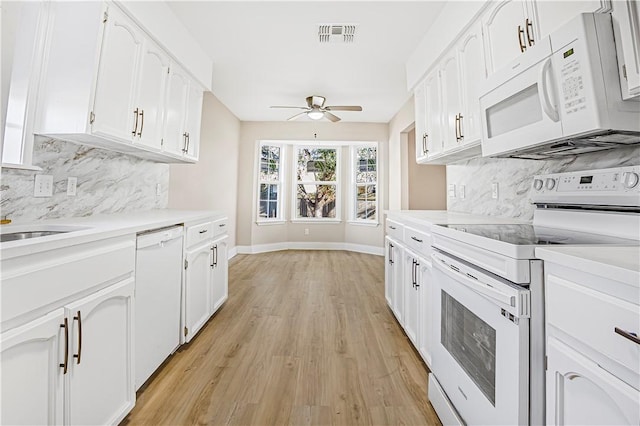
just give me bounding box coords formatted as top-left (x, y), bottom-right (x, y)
top-left (448, 184), bottom-right (456, 198)
top-left (67, 177), bottom-right (77, 196)
top-left (34, 174), bottom-right (53, 197)
top-left (491, 182), bottom-right (499, 199)
top-left (156, 183), bottom-right (162, 196)
top-left (459, 185), bottom-right (466, 199)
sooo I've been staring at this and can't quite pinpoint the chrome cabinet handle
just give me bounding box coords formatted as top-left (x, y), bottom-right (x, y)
top-left (389, 225), bottom-right (396, 230)
top-left (518, 25), bottom-right (526, 53)
top-left (210, 245), bottom-right (215, 268)
top-left (137, 109), bottom-right (144, 136)
top-left (219, 224), bottom-right (226, 228)
top-left (415, 261), bottom-right (420, 288)
top-left (182, 132), bottom-right (188, 153)
top-left (525, 18), bottom-right (534, 46)
top-left (458, 113), bottom-right (464, 141)
top-left (213, 245), bottom-right (218, 267)
top-left (454, 114), bottom-right (460, 141)
top-left (412, 259), bottom-right (416, 287)
top-left (615, 327), bottom-right (640, 345)
top-left (199, 229), bottom-right (208, 234)
top-left (73, 311), bottom-right (82, 365)
top-left (185, 132), bottom-right (190, 154)
top-left (132, 108), bottom-right (139, 136)
top-left (389, 243), bottom-right (394, 264)
top-left (60, 318), bottom-right (69, 374)
top-left (411, 236), bottom-right (423, 243)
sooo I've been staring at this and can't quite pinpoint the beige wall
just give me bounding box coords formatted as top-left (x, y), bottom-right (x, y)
top-left (406, 129), bottom-right (447, 210)
top-left (237, 121), bottom-right (389, 249)
top-left (169, 92), bottom-right (241, 248)
top-left (387, 97), bottom-right (415, 210)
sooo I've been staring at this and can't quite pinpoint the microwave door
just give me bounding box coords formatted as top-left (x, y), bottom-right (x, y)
top-left (480, 56), bottom-right (564, 157)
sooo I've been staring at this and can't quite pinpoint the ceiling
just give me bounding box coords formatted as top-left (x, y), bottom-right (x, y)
top-left (166, 1), bottom-right (446, 123)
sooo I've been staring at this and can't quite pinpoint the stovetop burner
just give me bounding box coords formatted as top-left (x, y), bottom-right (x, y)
top-left (439, 224), bottom-right (637, 246)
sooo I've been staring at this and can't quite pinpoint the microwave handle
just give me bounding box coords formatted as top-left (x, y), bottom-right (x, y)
top-left (538, 57), bottom-right (559, 122)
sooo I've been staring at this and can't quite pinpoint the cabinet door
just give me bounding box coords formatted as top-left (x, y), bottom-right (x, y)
top-left (135, 39), bottom-right (169, 150)
top-left (417, 260), bottom-right (433, 368)
top-left (384, 239), bottom-right (395, 308)
top-left (162, 65), bottom-right (189, 157)
top-left (413, 80), bottom-right (428, 162)
top-left (183, 82), bottom-right (203, 161)
top-left (424, 70), bottom-right (443, 157)
top-left (211, 237), bottom-right (229, 315)
top-left (184, 241), bottom-right (212, 342)
top-left (65, 278), bottom-right (134, 426)
top-left (530, 0), bottom-right (609, 43)
top-left (392, 245), bottom-right (404, 323)
top-left (440, 53), bottom-right (461, 152)
top-left (402, 252), bottom-right (420, 347)
top-left (612, 0), bottom-right (640, 99)
top-left (91, 5), bottom-right (142, 142)
top-left (458, 24), bottom-right (485, 145)
top-left (546, 338), bottom-right (640, 425)
top-left (483, 0), bottom-right (528, 76)
top-left (1, 309), bottom-right (65, 426)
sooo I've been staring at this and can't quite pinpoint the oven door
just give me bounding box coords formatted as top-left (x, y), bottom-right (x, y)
top-left (480, 36), bottom-right (563, 157)
top-left (432, 251), bottom-right (530, 425)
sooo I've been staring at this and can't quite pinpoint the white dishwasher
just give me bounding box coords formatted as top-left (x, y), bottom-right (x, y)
top-left (135, 225), bottom-right (184, 390)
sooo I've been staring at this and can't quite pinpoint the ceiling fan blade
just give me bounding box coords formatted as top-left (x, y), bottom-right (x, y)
top-left (287, 111), bottom-right (308, 121)
top-left (270, 106), bottom-right (308, 109)
top-left (324, 105), bottom-right (363, 111)
top-left (324, 111), bottom-right (341, 122)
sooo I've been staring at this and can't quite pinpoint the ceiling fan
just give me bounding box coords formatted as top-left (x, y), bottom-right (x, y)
top-left (270, 95), bottom-right (362, 122)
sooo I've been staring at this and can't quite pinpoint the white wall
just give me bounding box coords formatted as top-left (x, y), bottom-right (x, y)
top-left (237, 121), bottom-right (389, 251)
top-left (387, 97), bottom-right (415, 210)
top-left (169, 92), bottom-right (241, 249)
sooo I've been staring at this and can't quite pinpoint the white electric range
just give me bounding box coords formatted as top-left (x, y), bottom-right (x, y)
top-left (427, 165), bottom-right (640, 426)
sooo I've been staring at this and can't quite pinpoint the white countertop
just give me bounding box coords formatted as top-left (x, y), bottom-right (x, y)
top-left (0, 209), bottom-right (225, 260)
top-left (536, 246), bottom-right (640, 287)
top-left (385, 210), bottom-right (528, 228)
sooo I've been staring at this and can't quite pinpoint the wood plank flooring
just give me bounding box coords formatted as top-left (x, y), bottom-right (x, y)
top-left (122, 250), bottom-right (441, 426)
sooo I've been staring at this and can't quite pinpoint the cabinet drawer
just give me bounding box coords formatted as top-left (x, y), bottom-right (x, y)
top-left (546, 273), bottom-right (640, 376)
top-left (386, 219), bottom-right (404, 240)
top-left (404, 226), bottom-right (432, 259)
top-left (211, 217), bottom-right (229, 237)
top-left (1, 235), bottom-right (135, 330)
top-left (186, 221), bottom-right (213, 248)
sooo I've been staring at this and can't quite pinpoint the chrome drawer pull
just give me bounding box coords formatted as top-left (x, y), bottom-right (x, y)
top-left (389, 225), bottom-right (396, 230)
top-left (614, 327), bottom-right (640, 345)
top-left (199, 229), bottom-right (208, 234)
top-left (411, 236), bottom-right (423, 243)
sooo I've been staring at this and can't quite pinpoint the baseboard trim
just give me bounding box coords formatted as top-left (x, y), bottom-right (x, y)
top-left (236, 242), bottom-right (383, 256)
top-left (227, 246), bottom-right (238, 259)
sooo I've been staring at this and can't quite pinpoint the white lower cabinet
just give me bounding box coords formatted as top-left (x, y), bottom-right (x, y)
top-left (1, 309), bottom-right (65, 426)
top-left (64, 278), bottom-right (135, 426)
top-left (417, 258), bottom-right (433, 368)
top-left (403, 250), bottom-right (421, 346)
top-left (385, 236), bottom-right (403, 321)
top-left (184, 240), bottom-right (212, 343)
top-left (211, 235), bottom-right (229, 315)
top-left (546, 337), bottom-right (639, 425)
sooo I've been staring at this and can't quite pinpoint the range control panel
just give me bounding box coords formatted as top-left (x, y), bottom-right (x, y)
top-left (531, 166), bottom-right (640, 206)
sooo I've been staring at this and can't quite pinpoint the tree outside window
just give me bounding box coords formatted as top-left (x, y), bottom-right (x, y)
top-left (353, 146), bottom-right (377, 222)
top-left (295, 148), bottom-right (338, 219)
top-left (257, 144), bottom-right (283, 221)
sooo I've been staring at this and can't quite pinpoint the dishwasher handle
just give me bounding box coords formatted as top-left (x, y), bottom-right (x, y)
top-left (137, 226), bottom-right (184, 249)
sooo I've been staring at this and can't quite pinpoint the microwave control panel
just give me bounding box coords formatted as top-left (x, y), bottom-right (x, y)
top-left (559, 44), bottom-right (587, 116)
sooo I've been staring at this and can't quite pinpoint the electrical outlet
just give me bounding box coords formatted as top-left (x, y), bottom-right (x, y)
top-left (448, 184), bottom-right (456, 198)
top-left (156, 183), bottom-right (162, 196)
top-left (34, 174), bottom-right (53, 197)
top-left (67, 177), bottom-right (77, 196)
top-left (492, 182), bottom-right (499, 199)
top-left (304, 228), bottom-right (309, 235)
top-left (459, 185), bottom-right (466, 199)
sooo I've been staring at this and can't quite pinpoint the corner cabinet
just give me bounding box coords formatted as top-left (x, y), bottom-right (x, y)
top-left (612, 0), bottom-right (640, 99)
top-left (35, 1), bottom-right (204, 163)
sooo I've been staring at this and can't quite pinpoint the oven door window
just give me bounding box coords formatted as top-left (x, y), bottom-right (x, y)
top-left (441, 290), bottom-right (496, 405)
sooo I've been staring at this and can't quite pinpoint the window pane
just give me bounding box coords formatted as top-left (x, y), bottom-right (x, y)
top-left (296, 184), bottom-right (336, 218)
top-left (355, 147), bottom-right (377, 183)
top-left (297, 148), bottom-right (337, 182)
top-left (356, 185), bottom-right (376, 220)
top-left (259, 183), bottom-right (279, 219)
top-left (260, 145), bottom-right (280, 182)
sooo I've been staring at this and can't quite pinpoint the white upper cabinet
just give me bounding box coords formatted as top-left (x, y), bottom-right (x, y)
top-left (440, 53), bottom-right (461, 152)
top-left (530, 0), bottom-right (611, 41)
top-left (413, 81), bottom-right (428, 162)
top-left (457, 23), bottom-right (485, 145)
top-left (612, 0), bottom-right (640, 99)
top-left (91, 5), bottom-right (142, 143)
top-left (483, 0), bottom-right (530, 77)
top-left (424, 70), bottom-right (443, 158)
top-left (135, 40), bottom-right (170, 150)
top-left (35, 2), bottom-right (203, 163)
top-left (184, 81), bottom-right (204, 161)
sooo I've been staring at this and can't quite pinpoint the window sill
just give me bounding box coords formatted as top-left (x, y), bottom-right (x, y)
top-left (1, 162), bottom-right (43, 171)
top-left (347, 220), bottom-right (379, 227)
top-left (256, 220), bottom-right (286, 226)
top-left (291, 219), bottom-right (342, 224)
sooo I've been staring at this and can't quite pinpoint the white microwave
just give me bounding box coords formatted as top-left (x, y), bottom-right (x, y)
top-left (480, 13), bottom-right (640, 160)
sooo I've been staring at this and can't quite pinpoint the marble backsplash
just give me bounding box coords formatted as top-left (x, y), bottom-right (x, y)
top-left (446, 146), bottom-right (640, 221)
top-left (1, 138), bottom-right (169, 223)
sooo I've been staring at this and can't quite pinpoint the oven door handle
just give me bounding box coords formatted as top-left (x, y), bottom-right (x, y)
top-left (432, 253), bottom-right (516, 307)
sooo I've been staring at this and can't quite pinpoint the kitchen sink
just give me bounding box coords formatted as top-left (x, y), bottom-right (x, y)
top-left (0, 225), bottom-right (90, 243)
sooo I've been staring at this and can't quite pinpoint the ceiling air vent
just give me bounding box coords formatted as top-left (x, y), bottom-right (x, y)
top-left (318, 24), bottom-right (357, 43)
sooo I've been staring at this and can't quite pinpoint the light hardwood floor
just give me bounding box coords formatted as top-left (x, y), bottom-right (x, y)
top-left (123, 250), bottom-right (441, 426)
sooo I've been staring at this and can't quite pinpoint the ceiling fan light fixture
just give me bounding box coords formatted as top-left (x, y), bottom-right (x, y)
top-left (307, 110), bottom-right (324, 120)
